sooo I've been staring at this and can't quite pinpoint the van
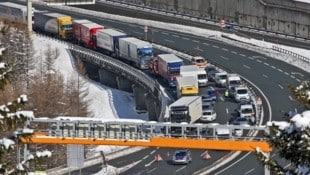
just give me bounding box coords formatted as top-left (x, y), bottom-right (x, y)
top-left (215, 72), bottom-right (227, 87)
top-left (197, 68), bottom-right (208, 86)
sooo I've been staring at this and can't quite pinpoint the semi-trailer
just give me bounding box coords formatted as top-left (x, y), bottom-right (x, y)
top-left (0, 2), bottom-right (34, 24)
top-left (74, 22), bottom-right (104, 49)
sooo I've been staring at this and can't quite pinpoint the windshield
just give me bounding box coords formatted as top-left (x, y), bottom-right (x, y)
top-left (139, 48), bottom-right (153, 57)
top-left (168, 69), bottom-right (180, 75)
top-left (61, 24), bottom-right (72, 30)
top-left (195, 59), bottom-right (205, 63)
top-left (219, 75), bottom-right (227, 79)
top-left (241, 108), bottom-right (253, 114)
top-left (198, 74), bottom-right (207, 79)
top-left (229, 80), bottom-right (241, 86)
top-left (237, 89), bottom-right (248, 94)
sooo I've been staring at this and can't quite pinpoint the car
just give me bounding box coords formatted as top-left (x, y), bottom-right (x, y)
top-left (229, 116), bottom-right (251, 125)
top-left (191, 56), bottom-right (207, 68)
top-left (234, 86), bottom-right (250, 102)
top-left (200, 108), bottom-right (217, 122)
top-left (206, 65), bottom-right (219, 82)
top-left (214, 72), bottom-right (227, 87)
top-left (202, 87), bottom-right (218, 102)
top-left (172, 149), bottom-right (192, 164)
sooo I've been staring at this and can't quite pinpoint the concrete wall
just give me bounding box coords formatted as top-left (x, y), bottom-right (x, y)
top-left (125, 0), bottom-right (310, 39)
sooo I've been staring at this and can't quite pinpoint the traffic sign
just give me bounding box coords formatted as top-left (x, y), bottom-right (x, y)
top-left (220, 19), bottom-right (226, 28)
top-left (144, 25), bottom-right (148, 33)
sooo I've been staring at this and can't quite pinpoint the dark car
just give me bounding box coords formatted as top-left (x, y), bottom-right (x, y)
top-left (229, 117), bottom-right (250, 125)
top-left (206, 65), bottom-right (219, 82)
top-left (202, 87), bottom-right (218, 102)
top-left (172, 149), bottom-right (192, 164)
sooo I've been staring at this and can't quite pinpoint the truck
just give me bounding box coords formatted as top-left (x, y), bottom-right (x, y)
top-left (72, 21), bottom-right (104, 49)
top-left (96, 28), bottom-right (127, 56)
top-left (118, 37), bottom-right (154, 69)
top-left (169, 96), bottom-right (202, 124)
top-left (180, 65), bottom-right (207, 87)
top-left (148, 54), bottom-right (183, 87)
top-left (0, 2), bottom-right (34, 24)
top-left (176, 76), bottom-right (199, 98)
top-left (226, 73), bottom-right (242, 97)
top-left (72, 19), bottom-right (92, 44)
top-left (34, 11), bottom-right (73, 40)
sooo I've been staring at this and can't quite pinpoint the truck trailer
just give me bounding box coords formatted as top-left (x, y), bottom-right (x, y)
top-left (176, 76), bottom-right (199, 98)
top-left (34, 11), bottom-right (72, 40)
top-left (73, 22), bottom-right (104, 49)
top-left (72, 19), bottom-right (92, 44)
top-left (0, 2), bottom-right (34, 24)
top-left (118, 37), bottom-right (154, 69)
top-left (148, 54), bottom-right (183, 87)
top-left (180, 65), bottom-right (207, 87)
top-left (169, 96), bottom-right (202, 124)
top-left (96, 28), bottom-right (127, 56)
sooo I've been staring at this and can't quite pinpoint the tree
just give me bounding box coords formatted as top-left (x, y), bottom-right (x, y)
top-left (289, 81), bottom-right (310, 109)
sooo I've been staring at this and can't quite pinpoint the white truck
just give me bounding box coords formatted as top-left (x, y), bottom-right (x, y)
top-left (180, 65), bottom-right (207, 87)
top-left (215, 71), bottom-right (228, 87)
top-left (176, 76), bottom-right (199, 98)
top-left (118, 37), bottom-right (154, 69)
top-left (169, 96), bottom-right (202, 124)
top-left (0, 2), bottom-right (34, 23)
top-left (96, 28), bottom-right (127, 56)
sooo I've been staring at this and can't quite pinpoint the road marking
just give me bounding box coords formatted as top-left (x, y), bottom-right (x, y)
top-left (291, 72), bottom-right (304, 77)
top-left (284, 72), bottom-right (290, 76)
top-left (226, 108), bottom-right (229, 114)
top-left (132, 31), bottom-right (143, 35)
top-left (240, 54), bottom-right (246, 57)
top-left (231, 51), bottom-right (238, 54)
top-left (277, 68), bottom-right (283, 72)
top-left (278, 84), bottom-right (283, 89)
top-left (214, 152), bottom-right (252, 175)
top-left (176, 166), bottom-right (187, 173)
top-left (172, 34), bottom-right (179, 38)
top-left (245, 168), bottom-right (255, 175)
top-left (212, 45), bottom-right (219, 48)
top-left (289, 96), bottom-right (294, 101)
top-left (243, 65), bottom-right (251, 69)
top-left (193, 40), bottom-right (199, 43)
top-left (164, 39), bottom-right (175, 43)
top-left (203, 42), bottom-right (210, 46)
top-left (248, 57), bottom-right (254, 60)
top-left (290, 75), bottom-right (296, 79)
top-left (262, 74), bottom-right (269, 78)
top-left (150, 150), bottom-right (156, 154)
top-left (220, 56), bottom-right (229, 60)
top-left (271, 66), bottom-right (276, 69)
top-left (147, 167), bottom-right (157, 173)
top-left (142, 155), bottom-right (149, 159)
top-left (221, 48), bottom-right (229, 51)
top-left (219, 96), bottom-right (224, 101)
top-left (162, 32), bottom-right (169, 35)
top-left (182, 37), bottom-right (189, 40)
top-left (256, 59), bottom-right (262, 63)
top-left (296, 78), bottom-right (301, 82)
top-left (195, 47), bottom-right (203, 51)
top-left (263, 62), bottom-right (269, 66)
top-left (145, 159), bottom-right (156, 167)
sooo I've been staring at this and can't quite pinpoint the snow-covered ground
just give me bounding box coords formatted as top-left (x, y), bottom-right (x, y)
top-left (30, 5), bottom-right (310, 174)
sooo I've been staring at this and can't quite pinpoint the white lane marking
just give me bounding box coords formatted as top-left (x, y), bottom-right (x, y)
top-left (220, 96), bottom-right (224, 101)
top-left (248, 57), bottom-right (254, 60)
top-left (176, 166), bottom-right (187, 173)
top-left (145, 159), bottom-right (156, 167)
top-left (296, 78), bottom-right (301, 82)
top-left (284, 72), bottom-right (290, 75)
top-left (164, 39), bottom-right (175, 43)
top-left (142, 155), bottom-right (149, 159)
top-left (263, 62), bottom-right (269, 66)
top-left (172, 34), bottom-right (179, 38)
top-left (240, 54), bottom-right (246, 57)
top-left (132, 31), bottom-right (143, 35)
top-left (203, 42), bottom-right (210, 46)
top-left (195, 47), bottom-right (203, 51)
top-left (220, 56), bottom-right (229, 60)
top-left (231, 51), bottom-right (238, 54)
top-left (214, 152), bottom-right (251, 175)
top-left (147, 167), bottom-right (157, 173)
top-left (226, 108), bottom-right (229, 114)
top-left (212, 45), bottom-right (219, 48)
top-left (262, 74), bottom-right (269, 78)
top-left (243, 65), bottom-right (251, 69)
top-left (290, 75), bottom-right (296, 79)
top-left (278, 84), bottom-right (283, 89)
top-left (193, 40), bottom-right (199, 43)
top-left (245, 168), bottom-right (255, 175)
top-left (271, 66), bottom-right (276, 69)
top-left (277, 68), bottom-right (283, 72)
top-left (221, 48), bottom-right (229, 51)
top-left (289, 96), bottom-right (294, 101)
top-left (162, 32), bottom-right (169, 35)
top-left (256, 59), bottom-right (262, 63)
top-left (150, 150), bottom-right (156, 154)
top-left (182, 37), bottom-right (190, 40)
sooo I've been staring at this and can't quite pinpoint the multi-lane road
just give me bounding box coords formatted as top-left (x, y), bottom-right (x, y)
top-left (25, 1), bottom-right (310, 174)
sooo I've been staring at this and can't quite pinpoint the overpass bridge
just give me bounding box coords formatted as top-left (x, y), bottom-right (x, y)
top-left (21, 117), bottom-right (272, 152)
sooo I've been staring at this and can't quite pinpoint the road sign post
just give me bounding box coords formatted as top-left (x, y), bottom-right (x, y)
top-left (144, 25), bottom-right (148, 40)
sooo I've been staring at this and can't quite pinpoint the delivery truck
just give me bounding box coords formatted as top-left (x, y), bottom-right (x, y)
top-left (169, 96), bottom-right (202, 123)
top-left (96, 28), bottom-right (128, 57)
top-left (148, 54), bottom-right (183, 87)
top-left (0, 2), bottom-right (34, 24)
top-left (72, 19), bottom-right (92, 44)
top-left (72, 21), bottom-right (104, 49)
top-left (118, 37), bottom-right (154, 69)
top-left (34, 11), bottom-right (72, 40)
top-left (176, 76), bottom-right (199, 98)
top-left (180, 65), bottom-right (207, 87)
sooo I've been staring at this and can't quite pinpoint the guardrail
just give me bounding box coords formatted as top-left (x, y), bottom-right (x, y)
top-left (272, 45), bottom-right (310, 65)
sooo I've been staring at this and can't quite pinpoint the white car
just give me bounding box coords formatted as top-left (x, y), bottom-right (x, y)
top-left (234, 86), bottom-right (250, 102)
top-left (200, 108), bottom-right (217, 122)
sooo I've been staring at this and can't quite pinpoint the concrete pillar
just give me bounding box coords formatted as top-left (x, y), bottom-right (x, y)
top-left (145, 93), bottom-right (157, 121)
top-left (27, 0), bottom-right (32, 34)
top-left (132, 84), bottom-right (147, 112)
top-left (98, 69), bottom-right (117, 88)
top-left (116, 76), bottom-right (133, 93)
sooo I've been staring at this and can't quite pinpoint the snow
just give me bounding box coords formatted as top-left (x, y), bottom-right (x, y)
top-left (0, 138), bottom-right (15, 149)
top-left (36, 150), bottom-right (52, 158)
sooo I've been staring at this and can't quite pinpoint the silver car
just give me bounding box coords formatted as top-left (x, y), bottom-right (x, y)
top-left (172, 149), bottom-right (192, 165)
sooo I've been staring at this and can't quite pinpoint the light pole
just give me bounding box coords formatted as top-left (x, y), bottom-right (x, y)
top-left (27, 0), bottom-right (33, 35)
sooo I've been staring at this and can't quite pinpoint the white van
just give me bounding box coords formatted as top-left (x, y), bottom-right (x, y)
top-left (197, 68), bottom-right (208, 86)
top-left (215, 72), bottom-right (227, 87)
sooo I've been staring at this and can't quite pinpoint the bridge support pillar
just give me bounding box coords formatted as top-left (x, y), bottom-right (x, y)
top-left (145, 93), bottom-right (157, 121)
top-left (98, 68), bottom-right (117, 88)
top-left (132, 84), bottom-right (147, 112)
top-left (116, 76), bottom-right (133, 93)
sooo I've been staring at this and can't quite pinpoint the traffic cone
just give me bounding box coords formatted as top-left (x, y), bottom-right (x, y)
top-left (203, 151), bottom-right (211, 160)
top-left (155, 154), bottom-right (163, 161)
top-left (167, 152), bottom-right (170, 157)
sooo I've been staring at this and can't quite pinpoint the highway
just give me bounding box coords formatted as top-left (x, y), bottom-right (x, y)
top-left (24, 2), bottom-right (310, 175)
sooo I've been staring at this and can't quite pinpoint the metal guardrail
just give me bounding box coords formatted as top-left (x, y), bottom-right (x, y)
top-left (272, 45), bottom-right (310, 65)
